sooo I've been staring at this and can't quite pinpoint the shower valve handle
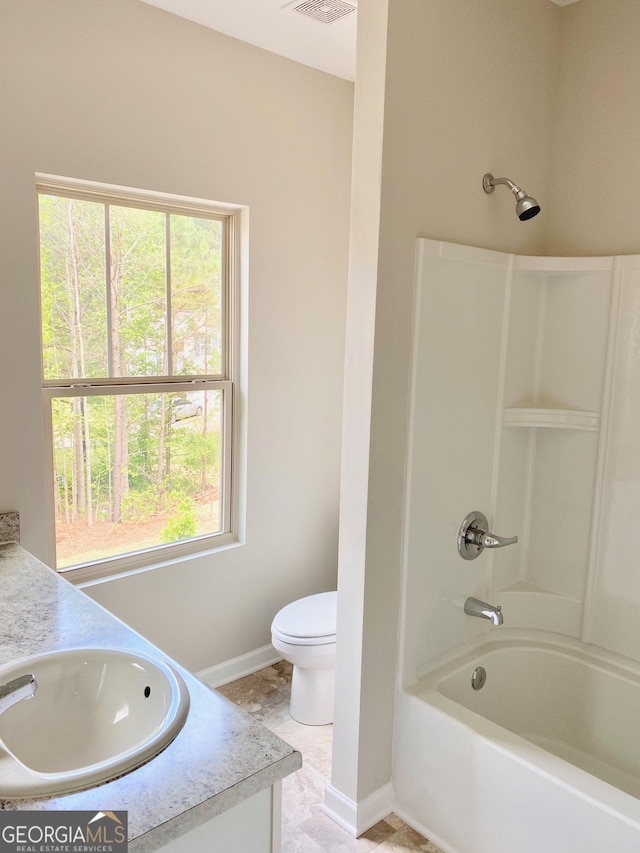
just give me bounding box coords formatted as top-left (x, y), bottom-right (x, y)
top-left (477, 531), bottom-right (518, 549)
top-left (457, 511), bottom-right (518, 560)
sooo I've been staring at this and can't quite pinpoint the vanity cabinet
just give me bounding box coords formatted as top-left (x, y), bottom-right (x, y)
top-left (0, 542), bottom-right (301, 852)
top-left (154, 784), bottom-right (281, 853)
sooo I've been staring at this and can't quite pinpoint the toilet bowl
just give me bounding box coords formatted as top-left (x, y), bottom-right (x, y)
top-left (271, 591), bottom-right (337, 726)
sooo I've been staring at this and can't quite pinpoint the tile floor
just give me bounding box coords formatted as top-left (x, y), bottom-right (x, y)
top-left (217, 662), bottom-right (445, 853)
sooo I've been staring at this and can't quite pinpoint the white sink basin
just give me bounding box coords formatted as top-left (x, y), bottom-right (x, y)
top-left (0, 648), bottom-right (189, 798)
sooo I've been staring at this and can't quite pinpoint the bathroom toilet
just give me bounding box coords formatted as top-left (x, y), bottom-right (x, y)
top-left (271, 591), bottom-right (337, 726)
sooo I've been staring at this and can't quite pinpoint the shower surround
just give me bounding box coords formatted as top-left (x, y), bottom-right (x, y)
top-left (393, 238), bottom-right (640, 851)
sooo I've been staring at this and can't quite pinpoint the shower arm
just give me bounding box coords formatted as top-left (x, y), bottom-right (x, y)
top-left (482, 174), bottom-right (526, 200)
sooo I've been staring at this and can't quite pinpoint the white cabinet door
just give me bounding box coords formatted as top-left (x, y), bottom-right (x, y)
top-left (155, 783), bottom-right (281, 853)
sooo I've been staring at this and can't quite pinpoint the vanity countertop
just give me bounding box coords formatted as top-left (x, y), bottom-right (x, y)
top-left (0, 542), bottom-right (302, 851)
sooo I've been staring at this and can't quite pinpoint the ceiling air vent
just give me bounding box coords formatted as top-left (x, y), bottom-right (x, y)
top-left (293, 0), bottom-right (357, 24)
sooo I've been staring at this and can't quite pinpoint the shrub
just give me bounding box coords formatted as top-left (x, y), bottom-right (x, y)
top-left (162, 497), bottom-right (197, 542)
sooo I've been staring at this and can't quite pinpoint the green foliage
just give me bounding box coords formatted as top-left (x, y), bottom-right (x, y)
top-left (171, 214), bottom-right (222, 375)
top-left (120, 488), bottom-right (156, 524)
top-left (161, 497), bottom-right (197, 543)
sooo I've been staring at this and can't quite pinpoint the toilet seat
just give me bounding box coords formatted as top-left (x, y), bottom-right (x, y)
top-left (271, 625), bottom-right (336, 646)
top-left (271, 591), bottom-right (336, 646)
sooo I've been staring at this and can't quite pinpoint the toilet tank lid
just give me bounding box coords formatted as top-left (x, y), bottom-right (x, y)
top-left (272, 591), bottom-right (337, 639)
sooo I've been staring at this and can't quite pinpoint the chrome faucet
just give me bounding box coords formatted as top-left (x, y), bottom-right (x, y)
top-left (464, 596), bottom-right (503, 626)
top-left (0, 674), bottom-right (37, 716)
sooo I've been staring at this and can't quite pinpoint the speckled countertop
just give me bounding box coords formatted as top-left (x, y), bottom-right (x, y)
top-left (0, 542), bottom-right (302, 851)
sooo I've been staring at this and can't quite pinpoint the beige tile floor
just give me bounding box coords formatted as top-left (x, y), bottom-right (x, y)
top-left (217, 662), bottom-right (445, 853)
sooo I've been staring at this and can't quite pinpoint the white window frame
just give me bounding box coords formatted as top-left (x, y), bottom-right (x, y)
top-left (37, 174), bottom-right (242, 583)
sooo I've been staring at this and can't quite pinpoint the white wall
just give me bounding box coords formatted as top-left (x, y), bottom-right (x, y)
top-left (0, 0), bottom-right (353, 671)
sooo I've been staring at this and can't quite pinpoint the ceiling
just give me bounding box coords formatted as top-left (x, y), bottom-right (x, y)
top-left (139, 0), bottom-right (358, 81)
top-left (140, 0), bottom-right (580, 83)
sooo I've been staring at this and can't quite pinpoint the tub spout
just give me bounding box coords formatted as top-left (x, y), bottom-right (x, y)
top-left (464, 597), bottom-right (503, 626)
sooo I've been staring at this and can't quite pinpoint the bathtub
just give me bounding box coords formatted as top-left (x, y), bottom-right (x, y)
top-left (393, 629), bottom-right (640, 853)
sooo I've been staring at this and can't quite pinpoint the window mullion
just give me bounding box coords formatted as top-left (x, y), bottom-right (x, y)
top-left (42, 379), bottom-right (230, 400)
top-left (221, 218), bottom-right (228, 378)
top-left (104, 204), bottom-right (114, 378)
top-left (166, 213), bottom-right (173, 376)
top-left (221, 384), bottom-right (234, 534)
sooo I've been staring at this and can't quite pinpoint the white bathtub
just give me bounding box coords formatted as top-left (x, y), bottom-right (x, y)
top-left (393, 629), bottom-right (640, 853)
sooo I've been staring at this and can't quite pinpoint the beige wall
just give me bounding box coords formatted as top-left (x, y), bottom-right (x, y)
top-left (339, 0), bottom-right (640, 816)
top-left (331, 0), bottom-right (562, 814)
top-left (381, 0), bottom-right (559, 257)
top-left (546, 0), bottom-right (640, 255)
top-left (0, 0), bottom-right (353, 671)
top-left (6, 0), bottom-right (639, 825)
top-left (366, 0), bottom-right (559, 794)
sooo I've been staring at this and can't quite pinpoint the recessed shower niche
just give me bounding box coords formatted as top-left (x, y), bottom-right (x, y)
top-left (492, 255), bottom-right (614, 635)
top-left (402, 240), bottom-right (638, 679)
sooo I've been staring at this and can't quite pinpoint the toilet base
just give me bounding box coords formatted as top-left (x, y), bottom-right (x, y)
top-left (290, 665), bottom-right (335, 726)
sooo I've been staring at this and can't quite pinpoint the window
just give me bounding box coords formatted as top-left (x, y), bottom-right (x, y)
top-left (37, 176), bottom-right (239, 581)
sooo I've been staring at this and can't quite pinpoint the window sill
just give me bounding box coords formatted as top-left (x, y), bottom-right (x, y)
top-left (69, 533), bottom-right (242, 588)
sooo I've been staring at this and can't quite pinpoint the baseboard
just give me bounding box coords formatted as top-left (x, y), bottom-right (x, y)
top-left (197, 644), bottom-right (282, 688)
top-left (321, 782), bottom-right (395, 837)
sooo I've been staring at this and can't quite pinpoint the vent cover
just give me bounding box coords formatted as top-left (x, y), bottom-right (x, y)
top-left (294, 0), bottom-right (356, 24)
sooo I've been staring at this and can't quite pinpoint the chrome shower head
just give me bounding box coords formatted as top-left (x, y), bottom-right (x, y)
top-left (483, 173), bottom-right (541, 221)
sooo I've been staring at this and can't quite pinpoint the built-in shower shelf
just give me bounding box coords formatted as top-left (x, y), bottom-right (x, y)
top-left (503, 406), bottom-right (600, 431)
